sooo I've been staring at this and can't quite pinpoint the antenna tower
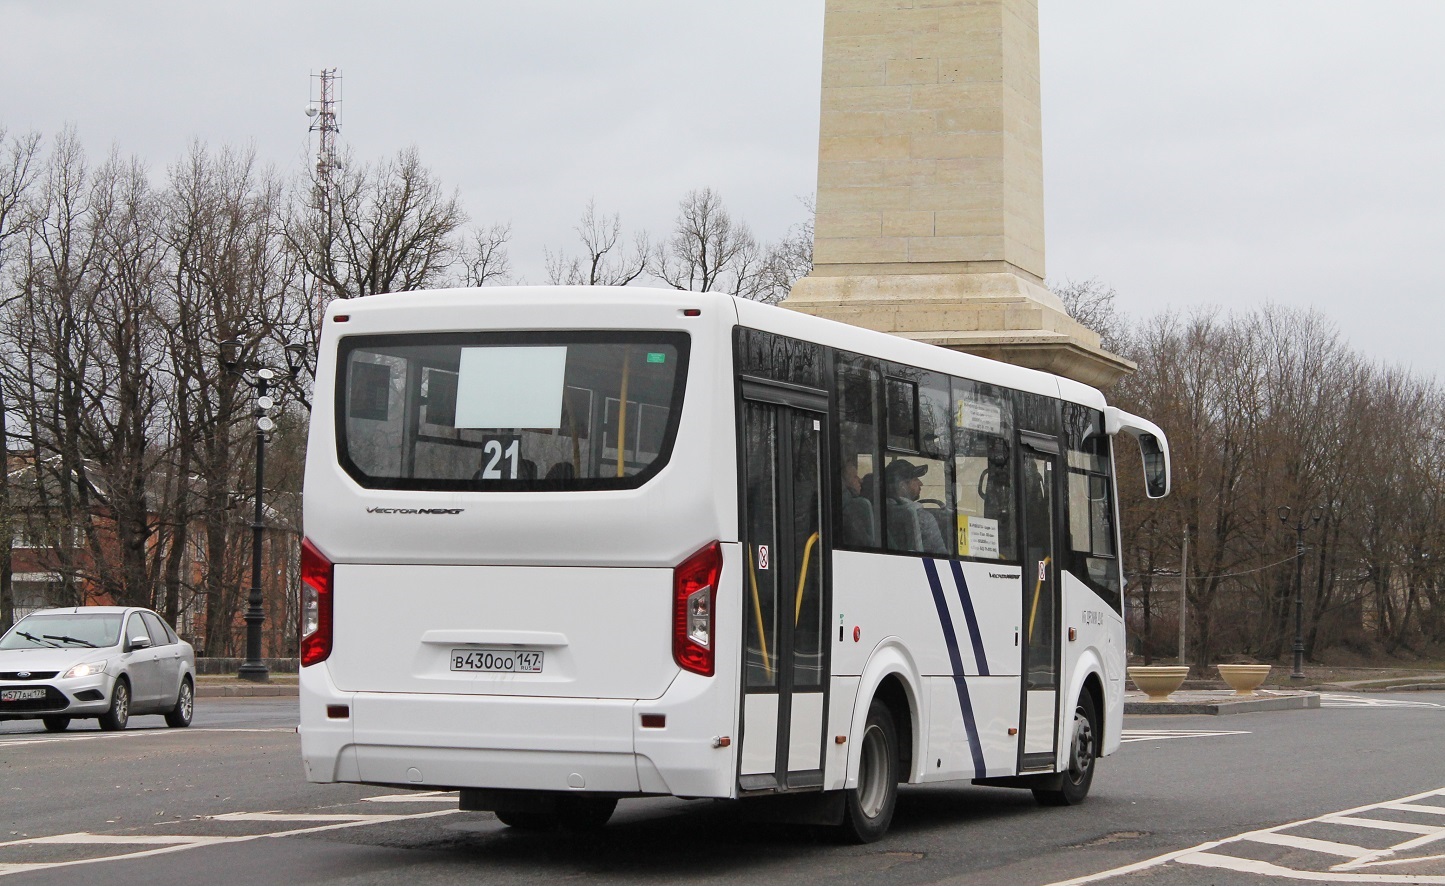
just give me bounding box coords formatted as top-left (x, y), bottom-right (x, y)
top-left (307, 69), bottom-right (342, 199)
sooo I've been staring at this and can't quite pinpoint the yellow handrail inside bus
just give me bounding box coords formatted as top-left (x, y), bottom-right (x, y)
top-left (793, 531), bottom-right (820, 625)
top-left (615, 347), bottom-right (631, 478)
top-left (1028, 556), bottom-right (1052, 640)
top-left (747, 546), bottom-right (773, 680)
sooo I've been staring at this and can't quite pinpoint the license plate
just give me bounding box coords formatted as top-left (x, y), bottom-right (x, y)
top-left (450, 648), bottom-right (544, 673)
top-left (1, 687), bottom-right (46, 702)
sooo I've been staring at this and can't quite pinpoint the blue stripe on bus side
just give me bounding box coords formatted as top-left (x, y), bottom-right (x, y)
top-left (922, 559), bottom-right (987, 779)
top-left (948, 560), bottom-right (990, 677)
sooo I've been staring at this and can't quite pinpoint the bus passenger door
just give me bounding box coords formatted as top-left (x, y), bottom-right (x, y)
top-left (1018, 436), bottom-right (1061, 771)
top-left (738, 392), bottom-right (830, 792)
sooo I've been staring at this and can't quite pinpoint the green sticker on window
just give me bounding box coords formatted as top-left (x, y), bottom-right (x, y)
top-left (646, 352), bottom-right (666, 364)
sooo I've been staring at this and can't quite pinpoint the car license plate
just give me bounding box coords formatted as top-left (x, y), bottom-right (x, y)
top-left (450, 648), bottom-right (544, 673)
top-left (1, 687), bottom-right (46, 702)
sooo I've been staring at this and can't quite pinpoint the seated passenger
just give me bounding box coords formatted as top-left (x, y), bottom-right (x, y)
top-left (839, 456), bottom-right (876, 547)
top-left (885, 459), bottom-right (947, 555)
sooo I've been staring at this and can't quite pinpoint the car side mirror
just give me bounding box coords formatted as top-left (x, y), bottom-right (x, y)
top-left (129, 635), bottom-right (152, 651)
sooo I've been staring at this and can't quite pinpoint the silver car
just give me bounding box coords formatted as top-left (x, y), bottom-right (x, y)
top-left (0, 606), bottom-right (196, 732)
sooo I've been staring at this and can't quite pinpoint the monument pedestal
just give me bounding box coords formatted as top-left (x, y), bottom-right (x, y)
top-left (785, 0), bottom-right (1135, 389)
top-left (786, 271), bottom-right (1134, 388)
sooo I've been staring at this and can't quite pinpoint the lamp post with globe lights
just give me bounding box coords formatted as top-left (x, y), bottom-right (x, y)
top-left (1278, 504), bottom-right (1324, 681)
top-left (222, 338), bottom-right (308, 682)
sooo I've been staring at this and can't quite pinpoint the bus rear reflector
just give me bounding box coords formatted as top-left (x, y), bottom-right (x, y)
top-left (673, 542), bottom-right (722, 676)
top-left (300, 537), bottom-right (334, 667)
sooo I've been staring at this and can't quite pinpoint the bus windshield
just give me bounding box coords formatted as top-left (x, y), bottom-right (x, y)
top-left (336, 331), bottom-right (689, 491)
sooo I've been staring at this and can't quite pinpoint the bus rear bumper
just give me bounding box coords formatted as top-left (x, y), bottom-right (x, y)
top-left (298, 664), bottom-right (737, 799)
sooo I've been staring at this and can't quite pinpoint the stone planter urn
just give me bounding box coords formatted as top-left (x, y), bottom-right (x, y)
top-left (1216, 664), bottom-right (1272, 696)
top-left (1127, 665), bottom-right (1190, 701)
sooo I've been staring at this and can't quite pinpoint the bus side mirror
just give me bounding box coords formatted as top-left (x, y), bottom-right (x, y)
top-left (1104, 407), bottom-right (1172, 499)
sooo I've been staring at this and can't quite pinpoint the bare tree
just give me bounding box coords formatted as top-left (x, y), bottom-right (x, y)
top-left (284, 145), bottom-right (466, 299)
top-left (160, 142), bottom-right (299, 654)
top-left (544, 199), bottom-right (649, 286)
top-left (457, 222), bottom-right (513, 287)
top-left (0, 126), bottom-right (41, 632)
top-left (754, 196), bottom-right (815, 304)
top-left (1052, 277), bottom-right (1127, 353)
top-left (651, 188), bottom-right (761, 296)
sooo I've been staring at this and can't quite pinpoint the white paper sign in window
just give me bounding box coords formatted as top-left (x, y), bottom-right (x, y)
top-left (454, 346), bottom-right (568, 429)
top-left (958, 516), bottom-right (1001, 559)
top-left (956, 397), bottom-right (1003, 435)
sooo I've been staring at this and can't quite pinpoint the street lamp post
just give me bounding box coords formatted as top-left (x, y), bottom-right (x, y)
top-left (222, 338), bottom-right (307, 683)
top-left (1278, 504), bottom-right (1323, 681)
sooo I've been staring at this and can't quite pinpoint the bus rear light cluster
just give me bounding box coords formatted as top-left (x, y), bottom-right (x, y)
top-left (299, 537), bottom-right (334, 667)
top-left (673, 542), bottom-right (722, 676)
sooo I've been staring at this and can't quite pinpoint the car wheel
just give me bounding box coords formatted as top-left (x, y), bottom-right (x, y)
top-left (1033, 693), bottom-right (1099, 807)
top-left (839, 698), bottom-right (899, 843)
top-left (98, 679), bottom-right (130, 731)
top-left (165, 677), bottom-right (194, 728)
top-left (42, 716), bottom-right (70, 733)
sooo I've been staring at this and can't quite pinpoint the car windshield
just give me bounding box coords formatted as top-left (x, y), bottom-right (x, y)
top-left (0, 614), bottom-right (123, 649)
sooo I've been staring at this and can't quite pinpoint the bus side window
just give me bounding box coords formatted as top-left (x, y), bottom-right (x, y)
top-left (1064, 405), bottom-right (1121, 610)
top-left (834, 357), bottom-right (881, 549)
top-left (952, 381), bottom-right (1016, 562)
top-left (881, 369), bottom-right (951, 557)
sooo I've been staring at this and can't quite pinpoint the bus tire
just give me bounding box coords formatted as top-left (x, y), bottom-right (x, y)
top-left (839, 698), bottom-right (899, 843)
top-left (1033, 692), bottom-right (1098, 807)
top-left (556, 796), bottom-right (616, 831)
top-left (494, 808), bottom-right (553, 830)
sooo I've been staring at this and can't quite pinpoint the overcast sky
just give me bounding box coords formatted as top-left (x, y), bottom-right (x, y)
top-left (4, 1), bottom-right (1443, 378)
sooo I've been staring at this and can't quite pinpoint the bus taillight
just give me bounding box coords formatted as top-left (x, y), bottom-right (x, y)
top-left (300, 537), bottom-right (334, 667)
top-left (673, 542), bottom-right (722, 676)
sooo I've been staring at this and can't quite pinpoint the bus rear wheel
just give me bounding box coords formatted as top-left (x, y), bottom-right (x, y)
top-left (839, 698), bottom-right (899, 843)
top-left (496, 796), bottom-right (616, 832)
top-left (1033, 693), bottom-right (1098, 807)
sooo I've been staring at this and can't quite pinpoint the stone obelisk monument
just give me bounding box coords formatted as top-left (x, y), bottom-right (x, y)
top-left (784, 0), bottom-right (1132, 387)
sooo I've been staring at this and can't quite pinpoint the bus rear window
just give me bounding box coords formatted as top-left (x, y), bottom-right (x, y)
top-left (337, 331), bottom-right (689, 491)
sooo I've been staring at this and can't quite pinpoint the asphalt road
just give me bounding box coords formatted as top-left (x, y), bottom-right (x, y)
top-left (3, 692), bottom-right (1445, 884)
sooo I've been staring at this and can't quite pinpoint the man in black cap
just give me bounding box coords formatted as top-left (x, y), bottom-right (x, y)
top-left (885, 459), bottom-right (947, 554)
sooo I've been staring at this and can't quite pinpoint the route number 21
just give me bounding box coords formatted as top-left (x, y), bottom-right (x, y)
top-left (480, 438), bottom-right (520, 479)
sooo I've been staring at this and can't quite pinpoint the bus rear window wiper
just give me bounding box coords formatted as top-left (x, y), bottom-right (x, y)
top-left (43, 634), bottom-right (97, 648)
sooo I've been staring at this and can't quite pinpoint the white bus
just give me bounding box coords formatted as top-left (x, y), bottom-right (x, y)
top-left (298, 286), bottom-right (1170, 841)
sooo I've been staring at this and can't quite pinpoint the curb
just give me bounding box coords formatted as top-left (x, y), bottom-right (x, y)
top-left (196, 684), bottom-right (299, 698)
top-left (1125, 690), bottom-right (1320, 716)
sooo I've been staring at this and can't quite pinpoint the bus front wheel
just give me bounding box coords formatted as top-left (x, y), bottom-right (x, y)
top-left (839, 698), bottom-right (899, 843)
top-left (1033, 693), bottom-right (1098, 807)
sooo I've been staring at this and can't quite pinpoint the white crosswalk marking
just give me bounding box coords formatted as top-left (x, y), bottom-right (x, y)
top-left (1059, 787), bottom-right (1445, 884)
top-left (0, 807), bottom-right (458, 880)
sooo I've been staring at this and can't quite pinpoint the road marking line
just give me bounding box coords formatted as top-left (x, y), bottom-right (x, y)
top-left (1185, 849), bottom-right (1445, 884)
top-left (23, 834), bottom-right (214, 846)
top-left (0, 866), bottom-right (44, 878)
top-left (1320, 693), bottom-right (1445, 709)
top-left (211, 812), bottom-right (389, 823)
top-left (1327, 816), bottom-right (1445, 835)
top-left (1347, 852), bottom-right (1445, 872)
top-left (0, 728), bottom-right (293, 748)
top-left (1246, 831), bottom-right (1374, 858)
top-left (0, 809), bottom-right (458, 880)
top-left (1119, 729), bottom-right (1250, 743)
top-left (361, 791), bottom-right (457, 803)
top-left (1057, 785), bottom-right (1445, 885)
top-left (1386, 802), bottom-right (1445, 815)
